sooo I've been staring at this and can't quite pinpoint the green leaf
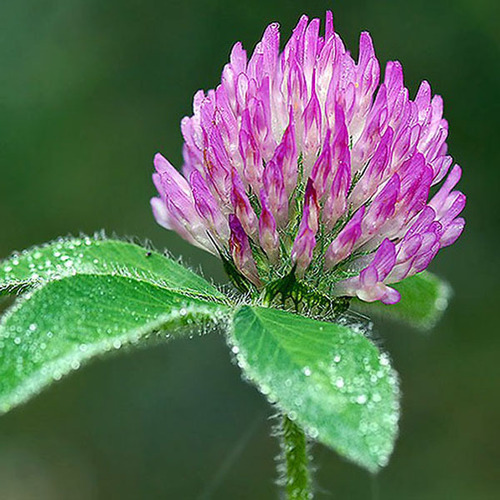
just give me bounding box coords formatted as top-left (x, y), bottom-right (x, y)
top-left (230, 306), bottom-right (400, 472)
top-left (0, 236), bottom-right (226, 301)
top-left (352, 271), bottom-right (451, 330)
top-left (0, 274), bottom-right (228, 415)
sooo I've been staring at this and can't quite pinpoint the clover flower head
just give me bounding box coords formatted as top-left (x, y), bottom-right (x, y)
top-left (151, 12), bottom-right (465, 304)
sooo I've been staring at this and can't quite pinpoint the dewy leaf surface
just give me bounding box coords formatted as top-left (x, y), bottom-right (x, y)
top-left (352, 271), bottom-right (451, 330)
top-left (0, 274), bottom-right (228, 415)
top-left (0, 236), bottom-right (225, 301)
top-left (230, 306), bottom-right (400, 472)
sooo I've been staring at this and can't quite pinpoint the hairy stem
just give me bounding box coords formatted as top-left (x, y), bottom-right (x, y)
top-left (277, 414), bottom-right (313, 499)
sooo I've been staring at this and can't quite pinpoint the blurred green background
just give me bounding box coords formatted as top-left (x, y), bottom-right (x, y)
top-left (0, 0), bottom-right (499, 498)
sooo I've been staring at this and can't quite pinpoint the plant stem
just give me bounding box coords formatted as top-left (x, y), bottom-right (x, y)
top-left (278, 414), bottom-right (313, 499)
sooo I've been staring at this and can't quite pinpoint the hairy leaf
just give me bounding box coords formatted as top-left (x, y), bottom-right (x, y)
top-left (230, 306), bottom-right (400, 472)
top-left (0, 236), bottom-right (225, 301)
top-left (353, 271), bottom-right (451, 330)
top-left (0, 274), bottom-right (228, 415)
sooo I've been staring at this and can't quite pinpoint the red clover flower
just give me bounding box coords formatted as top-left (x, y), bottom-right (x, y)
top-left (151, 12), bottom-right (465, 305)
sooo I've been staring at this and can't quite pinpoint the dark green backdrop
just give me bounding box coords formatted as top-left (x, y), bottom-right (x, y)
top-left (1, 0), bottom-right (498, 498)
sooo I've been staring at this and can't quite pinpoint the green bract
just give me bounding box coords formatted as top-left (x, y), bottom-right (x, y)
top-left (0, 236), bottom-right (450, 473)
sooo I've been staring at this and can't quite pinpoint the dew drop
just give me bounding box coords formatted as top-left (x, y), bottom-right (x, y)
top-left (379, 353), bottom-right (390, 366)
top-left (436, 297), bottom-right (448, 311)
top-left (308, 427), bottom-right (319, 439)
top-left (260, 384), bottom-right (271, 395)
top-left (356, 394), bottom-right (368, 405)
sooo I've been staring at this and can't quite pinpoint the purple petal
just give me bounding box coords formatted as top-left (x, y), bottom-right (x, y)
top-left (262, 156), bottom-right (288, 226)
top-left (291, 181), bottom-right (319, 275)
top-left (310, 129), bottom-right (333, 198)
top-left (429, 164), bottom-right (462, 213)
top-left (324, 206), bottom-right (365, 268)
top-left (190, 171), bottom-right (230, 243)
top-left (360, 174), bottom-right (400, 241)
top-left (272, 110), bottom-right (298, 196)
top-left (230, 170), bottom-right (258, 237)
top-left (440, 217), bottom-right (465, 247)
top-left (229, 215), bottom-right (260, 285)
top-left (259, 190), bottom-right (280, 261)
top-left (349, 127), bottom-right (393, 208)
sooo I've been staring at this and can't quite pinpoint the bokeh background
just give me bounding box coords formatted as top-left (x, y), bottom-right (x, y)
top-left (1, 0), bottom-right (499, 498)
